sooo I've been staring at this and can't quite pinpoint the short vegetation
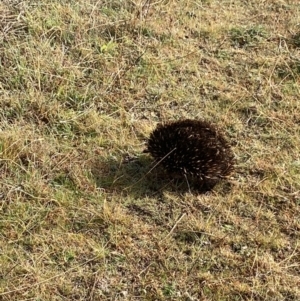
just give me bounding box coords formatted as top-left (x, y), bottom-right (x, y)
top-left (0, 0), bottom-right (299, 300)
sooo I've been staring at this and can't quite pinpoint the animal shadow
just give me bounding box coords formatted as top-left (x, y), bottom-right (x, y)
top-left (90, 153), bottom-right (215, 198)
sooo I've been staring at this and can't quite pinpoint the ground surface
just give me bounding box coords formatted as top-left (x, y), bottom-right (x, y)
top-left (0, 0), bottom-right (300, 300)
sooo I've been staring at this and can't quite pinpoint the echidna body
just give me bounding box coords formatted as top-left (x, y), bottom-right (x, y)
top-left (145, 119), bottom-right (234, 190)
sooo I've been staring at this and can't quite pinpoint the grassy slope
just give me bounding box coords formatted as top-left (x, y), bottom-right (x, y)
top-left (0, 0), bottom-right (299, 300)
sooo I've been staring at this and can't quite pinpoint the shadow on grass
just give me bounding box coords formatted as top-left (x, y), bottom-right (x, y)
top-left (90, 153), bottom-right (206, 199)
top-left (89, 153), bottom-right (235, 228)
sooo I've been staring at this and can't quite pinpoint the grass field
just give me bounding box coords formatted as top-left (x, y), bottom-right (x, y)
top-left (0, 0), bottom-right (300, 300)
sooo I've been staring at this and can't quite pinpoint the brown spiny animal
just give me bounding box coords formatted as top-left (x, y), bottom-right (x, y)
top-left (145, 119), bottom-right (234, 191)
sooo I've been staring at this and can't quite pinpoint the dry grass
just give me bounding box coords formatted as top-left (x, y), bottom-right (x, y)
top-left (0, 0), bottom-right (300, 300)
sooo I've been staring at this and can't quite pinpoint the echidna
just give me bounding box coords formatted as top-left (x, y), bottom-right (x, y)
top-left (145, 119), bottom-right (234, 191)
